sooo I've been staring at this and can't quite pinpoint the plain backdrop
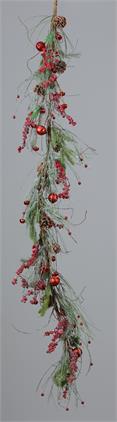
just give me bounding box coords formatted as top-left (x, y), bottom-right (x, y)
top-left (1, 0), bottom-right (117, 421)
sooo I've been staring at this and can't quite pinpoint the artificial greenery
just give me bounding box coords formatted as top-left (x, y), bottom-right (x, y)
top-left (12, 6), bottom-right (95, 410)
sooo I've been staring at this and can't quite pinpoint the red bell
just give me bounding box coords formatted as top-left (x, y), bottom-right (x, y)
top-left (36, 41), bottom-right (45, 51)
top-left (48, 193), bottom-right (58, 203)
top-left (36, 125), bottom-right (47, 135)
top-left (50, 272), bottom-right (60, 286)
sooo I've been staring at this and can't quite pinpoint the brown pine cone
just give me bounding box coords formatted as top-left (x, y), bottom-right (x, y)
top-left (40, 218), bottom-right (47, 229)
top-left (53, 16), bottom-right (67, 28)
top-left (53, 144), bottom-right (61, 152)
top-left (34, 85), bottom-right (45, 96)
top-left (54, 60), bottom-right (66, 74)
top-left (40, 213), bottom-right (54, 229)
top-left (52, 243), bottom-right (61, 253)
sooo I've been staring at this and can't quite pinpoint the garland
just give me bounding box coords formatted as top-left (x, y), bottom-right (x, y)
top-left (12, 2), bottom-right (95, 411)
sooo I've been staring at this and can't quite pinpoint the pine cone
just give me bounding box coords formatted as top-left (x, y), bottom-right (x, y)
top-left (54, 60), bottom-right (66, 74)
top-left (53, 16), bottom-right (67, 28)
top-left (40, 213), bottom-right (54, 229)
top-left (52, 243), bottom-right (61, 254)
top-left (40, 219), bottom-right (47, 229)
top-left (34, 85), bottom-right (45, 96)
top-left (53, 144), bottom-right (61, 152)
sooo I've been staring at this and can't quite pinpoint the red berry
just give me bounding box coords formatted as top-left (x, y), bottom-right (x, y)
top-left (19, 218), bottom-right (25, 224)
top-left (17, 146), bottom-right (22, 153)
top-left (61, 103), bottom-right (67, 110)
top-left (36, 41), bottom-right (45, 51)
top-left (21, 296), bottom-right (27, 303)
top-left (58, 329), bottom-right (63, 336)
top-left (11, 278), bottom-right (17, 285)
top-left (55, 160), bottom-right (61, 168)
top-left (36, 125), bottom-right (47, 135)
top-left (51, 256), bottom-right (56, 262)
top-left (56, 32), bottom-right (63, 41)
top-left (30, 121), bottom-right (36, 128)
top-left (32, 244), bottom-right (37, 249)
top-left (35, 280), bottom-right (46, 290)
top-left (40, 107), bottom-right (46, 114)
top-left (27, 289), bottom-right (33, 296)
top-left (24, 200), bottom-right (30, 206)
top-left (16, 264), bottom-right (24, 275)
top-left (32, 146), bottom-right (39, 152)
top-left (68, 230), bottom-right (71, 235)
top-left (21, 279), bottom-right (28, 288)
top-left (48, 193), bottom-right (58, 203)
top-left (73, 347), bottom-right (82, 358)
top-left (30, 297), bottom-right (38, 305)
top-left (60, 91), bottom-right (65, 96)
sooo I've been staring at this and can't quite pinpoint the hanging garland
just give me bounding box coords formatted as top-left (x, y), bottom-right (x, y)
top-left (12, 0), bottom-right (95, 411)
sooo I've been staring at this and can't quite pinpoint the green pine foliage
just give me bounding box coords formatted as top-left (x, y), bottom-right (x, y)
top-left (13, 12), bottom-right (95, 409)
top-left (38, 284), bottom-right (52, 316)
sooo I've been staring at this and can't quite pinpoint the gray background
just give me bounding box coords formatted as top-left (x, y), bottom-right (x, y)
top-left (1, 0), bottom-right (117, 421)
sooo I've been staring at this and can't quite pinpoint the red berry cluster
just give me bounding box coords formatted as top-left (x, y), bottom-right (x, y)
top-left (18, 111), bottom-right (47, 153)
top-left (49, 91), bottom-right (77, 125)
top-left (55, 160), bottom-right (70, 199)
top-left (15, 258), bottom-right (50, 305)
top-left (20, 277), bottom-right (46, 306)
top-left (12, 243), bottom-right (39, 286)
top-left (38, 44), bottom-right (63, 75)
top-left (49, 91), bottom-right (65, 102)
top-left (63, 387), bottom-right (68, 399)
top-left (35, 39), bottom-right (76, 127)
top-left (18, 115), bottom-right (32, 153)
top-left (45, 318), bottom-right (68, 353)
top-left (57, 104), bottom-right (77, 126)
top-left (67, 348), bottom-right (82, 384)
top-left (16, 36), bottom-right (77, 156)
top-left (22, 116), bottom-right (31, 146)
top-left (40, 263), bottom-right (49, 275)
top-left (19, 199), bottom-right (30, 223)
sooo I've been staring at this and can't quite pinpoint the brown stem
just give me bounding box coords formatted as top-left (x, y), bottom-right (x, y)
top-left (52, 0), bottom-right (58, 17)
top-left (51, 0), bottom-right (58, 31)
